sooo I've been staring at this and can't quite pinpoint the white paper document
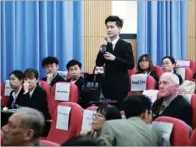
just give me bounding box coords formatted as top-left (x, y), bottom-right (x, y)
top-left (143, 90), bottom-right (159, 103)
top-left (175, 67), bottom-right (185, 81)
top-left (55, 83), bottom-right (70, 101)
top-left (56, 105), bottom-right (71, 131)
top-left (176, 60), bottom-right (190, 67)
top-left (4, 80), bottom-right (12, 96)
top-left (152, 121), bottom-right (173, 146)
top-left (81, 110), bottom-right (96, 133)
top-left (131, 74), bottom-right (147, 91)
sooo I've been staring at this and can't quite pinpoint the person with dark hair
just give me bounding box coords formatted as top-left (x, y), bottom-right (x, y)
top-left (97, 94), bottom-right (162, 146)
top-left (65, 59), bottom-right (84, 106)
top-left (82, 104), bottom-right (121, 138)
top-left (96, 15), bottom-right (135, 110)
top-left (42, 56), bottom-right (65, 87)
top-left (6, 70), bottom-right (27, 109)
top-left (93, 66), bottom-right (105, 74)
top-left (2, 107), bottom-right (45, 146)
top-left (136, 54), bottom-right (158, 82)
top-left (62, 136), bottom-right (101, 146)
top-left (161, 56), bottom-right (183, 85)
top-left (23, 68), bottom-right (50, 121)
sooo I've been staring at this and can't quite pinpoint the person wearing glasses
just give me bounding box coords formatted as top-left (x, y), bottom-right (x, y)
top-left (81, 104), bottom-right (121, 138)
top-left (42, 56), bottom-right (65, 87)
top-left (161, 56), bottom-right (183, 85)
top-left (97, 94), bottom-right (162, 146)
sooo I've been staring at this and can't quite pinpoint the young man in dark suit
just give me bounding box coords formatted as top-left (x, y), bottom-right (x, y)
top-left (96, 15), bottom-right (135, 110)
top-left (65, 59), bottom-right (85, 107)
top-left (152, 72), bottom-right (192, 127)
top-left (42, 56), bottom-right (65, 87)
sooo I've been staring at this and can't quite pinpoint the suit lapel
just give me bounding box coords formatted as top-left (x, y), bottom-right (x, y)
top-left (113, 39), bottom-right (121, 54)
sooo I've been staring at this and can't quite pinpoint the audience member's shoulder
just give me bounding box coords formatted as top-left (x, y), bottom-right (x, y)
top-left (56, 74), bottom-right (66, 81)
top-left (120, 39), bottom-right (131, 45)
top-left (37, 86), bottom-right (47, 94)
top-left (41, 77), bottom-right (47, 81)
top-left (177, 95), bottom-right (191, 106)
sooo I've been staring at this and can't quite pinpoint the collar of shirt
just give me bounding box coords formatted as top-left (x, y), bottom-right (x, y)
top-left (12, 87), bottom-right (22, 100)
top-left (29, 86), bottom-right (37, 97)
top-left (50, 73), bottom-right (57, 82)
top-left (162, 94), bottom-right (178, 108)
top-left (111, 37), bottom-right (119, 50)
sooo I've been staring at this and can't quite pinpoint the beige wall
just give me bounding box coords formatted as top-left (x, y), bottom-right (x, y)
top-left (187, 0), bottom-right (196, 60)
top-left (84, 1), bottom-right (112, 72)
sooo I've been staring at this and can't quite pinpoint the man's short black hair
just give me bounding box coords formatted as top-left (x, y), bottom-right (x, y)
top-left (42, 56), bottom-right (59, 67)
top-left (66, 59), bottom-right (82, 70)
top-left (123, 94), bottom-right (152, 119)
top-left (9, 70), bottom-right (24, 80)
top-left (24, 68), bottom-right (39, 79)
top-left (105, 15), bottom-right (124, 28)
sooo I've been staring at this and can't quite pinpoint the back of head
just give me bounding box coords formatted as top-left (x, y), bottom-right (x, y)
top-left (16, 107), bottom-right (45, 140)
top-left (123, 94), bottom-right (152, 119)
top-left (62, 136), bottom-right (100, 146)
top-left (97, 104), bottom-right (121, 120)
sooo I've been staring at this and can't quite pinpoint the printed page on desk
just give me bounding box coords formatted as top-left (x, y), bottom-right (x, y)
top-left (55, 83), bottom-right (70, 101)
top-left (81, 110), bottom-right (96, 134)
top-left (56, 105), bottom-right (71, 131)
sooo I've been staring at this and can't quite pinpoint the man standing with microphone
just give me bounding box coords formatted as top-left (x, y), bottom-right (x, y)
top-left (96, 15), bottom-right (135, 110)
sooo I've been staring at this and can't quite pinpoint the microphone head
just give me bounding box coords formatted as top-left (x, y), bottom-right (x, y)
top-left (104, 36), bottom-right (108, 42)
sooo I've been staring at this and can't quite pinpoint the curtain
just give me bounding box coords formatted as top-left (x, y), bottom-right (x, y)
top-left (137, 0), bottom-right (187, 65)
top-left (1, 1), bottom-right (83, 81)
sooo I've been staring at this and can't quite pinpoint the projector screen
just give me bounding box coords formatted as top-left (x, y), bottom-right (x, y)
top-left (112, 1), bottom-right (137, 34)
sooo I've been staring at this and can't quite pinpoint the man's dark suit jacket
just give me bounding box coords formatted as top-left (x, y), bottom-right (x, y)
top-left (152, 95), bottom-right (192, 127)
top-left (7, 88), bottom-right (29, 109)
top-left (42, 73), bottom-right (65, 87)
top-left (96, 39), bottom-right (134, 105)
top-left (66, 77), bottom-right (85, 107)
top-left (23, 86), bottom-right (51, 120)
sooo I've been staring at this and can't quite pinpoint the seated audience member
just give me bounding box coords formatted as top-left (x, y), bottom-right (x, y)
top-left (2, 107), bottom-right (45, 146)
top-left (97, 94), bottom-right (162, 146)
top-left (6, 70), bottom-right (28, 109)
top-left (152, 72), bottom-right (192, 127)
top-left (62, 136), bottom-right (101, 146)
top-left (23, 68), bottom-right (50, 121)
top-left (136, 54), bottom-right (159, 82)
top-left (161, 56), bottom-right (183, 85)
top-left (82, 104), bottom-right (121, 138)
top-left (65, 59), bottom-right (84, 105)
top-left (93, 66), bottom-right (105, 74)
top-left (42, 56), bottom-right (65, 87)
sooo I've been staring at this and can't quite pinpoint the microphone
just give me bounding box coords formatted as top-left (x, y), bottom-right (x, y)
top-left (100, 37), bottom-right (109, 53)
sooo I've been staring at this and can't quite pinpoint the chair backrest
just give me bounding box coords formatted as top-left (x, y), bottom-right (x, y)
top-left (1, 83), bottom-right (9, 107)
top-left (155, 116), bottom-right (189, 146)
top-left (177, 59), bottom-right (196, 74)
top-left (189, 129), bottom-right (196, 146)
top-left (175, 67), bottom-right (194, 81)
top-left (39, 81), bottom-right (52, 115)
top-left (128, 67), bottom-right (137, 76)
top-left (46, 102), bottom-right (83, 145)
top-left (39, 140), bottom-right (60, 146)
top-left (153, 65), bottom-right (164, 79)
top-left (51, 82), bottom-right (78, 111)
top-left (86, 106), bottom-right (98, 111)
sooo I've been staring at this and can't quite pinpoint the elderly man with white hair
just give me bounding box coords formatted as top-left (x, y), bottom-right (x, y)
top-left (152, 72), bottom-right (192, 127)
